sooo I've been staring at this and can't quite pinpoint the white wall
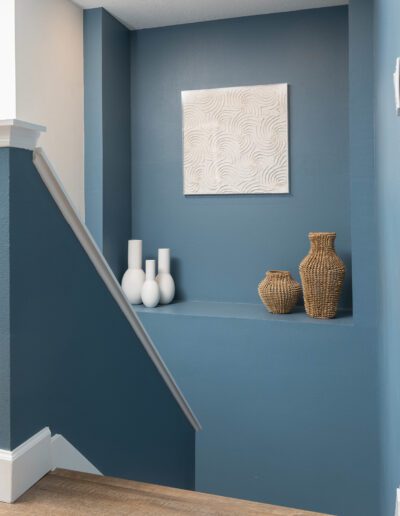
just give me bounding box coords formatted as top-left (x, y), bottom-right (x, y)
top-left (0, 0), bottom-right (16, 120)
top-left (15, 0), bottom-right (85, 219)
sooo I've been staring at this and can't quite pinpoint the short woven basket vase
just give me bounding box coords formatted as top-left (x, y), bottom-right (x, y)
top-left (258, 270), bottom-right (301, 314)
top-left (299, 232), bottom-right (345, 319)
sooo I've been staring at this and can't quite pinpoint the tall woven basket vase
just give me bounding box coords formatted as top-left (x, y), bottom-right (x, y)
top-left (299, 232), bottom-right (345, 319)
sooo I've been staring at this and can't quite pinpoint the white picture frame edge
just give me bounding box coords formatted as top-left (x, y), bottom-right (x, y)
top-left (181, 83), bottom-right (290, 196)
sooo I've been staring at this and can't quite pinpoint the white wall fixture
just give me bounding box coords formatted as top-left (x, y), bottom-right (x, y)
top-left (141, 260), bottom-right (160, 308)
top-left (121, 240), bottom-right (145, 304)
top-left (156, 248), bottom-right (175, 304)
top-left (394, 58), bottom-right (400, 116)
top-left (182, 84), bottom-right (289, 195)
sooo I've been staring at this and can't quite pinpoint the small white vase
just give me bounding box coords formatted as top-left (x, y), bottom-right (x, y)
top-left (141, 260), bottom-right (160, 308)
top-left (156, 248), bottom-right (175, 305)
top-left (121, 240), bottom-right (145, 304)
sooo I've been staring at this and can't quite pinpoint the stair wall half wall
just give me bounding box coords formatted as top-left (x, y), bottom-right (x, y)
top-left (0, 146), bottom-right (196, 490)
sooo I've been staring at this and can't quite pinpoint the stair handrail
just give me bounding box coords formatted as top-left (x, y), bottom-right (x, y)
top-left (33, 148), bottom-right (201, 432)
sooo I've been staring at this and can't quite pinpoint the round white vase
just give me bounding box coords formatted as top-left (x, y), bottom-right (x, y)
top-left (156, 248), bottom-right (175, 305)
top-left (141, 260), bottom-right (160, 308)
top-left (121, 240), bottom-right (145, 304)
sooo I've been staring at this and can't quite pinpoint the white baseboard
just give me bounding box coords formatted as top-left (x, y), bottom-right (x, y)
top-left (0, 428), bottom-right (51, 503)
top-left (0, 427), bottom-right (101, 503)
top-left (51, 434), bottom-right (101, 475)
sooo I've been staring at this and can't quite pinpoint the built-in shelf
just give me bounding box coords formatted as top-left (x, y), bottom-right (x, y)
top-left (134, 300), bottom-right (353, 326)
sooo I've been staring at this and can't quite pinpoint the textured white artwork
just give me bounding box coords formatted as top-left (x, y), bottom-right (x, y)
top-left (182, 84), bottom-right (289, 195)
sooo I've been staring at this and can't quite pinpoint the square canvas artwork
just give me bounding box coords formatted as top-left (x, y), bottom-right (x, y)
top-left (182, 84), bottom-right (289, 195)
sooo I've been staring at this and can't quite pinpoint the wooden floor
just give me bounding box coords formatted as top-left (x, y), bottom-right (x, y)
top-left (0, 469), bottom-right (332, 515)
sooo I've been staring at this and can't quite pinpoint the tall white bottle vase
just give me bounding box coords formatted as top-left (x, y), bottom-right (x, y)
top-left (141, 260), bottom-right (160, 308)
top-left (156, 248), bottom-right (175, 305)
top-left (121, 240), bottom-right (145, 304)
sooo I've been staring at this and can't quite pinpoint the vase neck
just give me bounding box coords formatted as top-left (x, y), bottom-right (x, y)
top-left (309, 232), bottom-right (336, 252)
top-left (158, 248), bottom-right (170, 274)
top-left (267, 270), bottom-right (291, 280)
top-left (145, 260), bottom-right (156, 281)
top-left (128, 240), bottom-right (142, 269)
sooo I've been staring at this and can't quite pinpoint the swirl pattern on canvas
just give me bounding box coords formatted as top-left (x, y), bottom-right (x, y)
top-left (182, 84), bottom-right (289, 195)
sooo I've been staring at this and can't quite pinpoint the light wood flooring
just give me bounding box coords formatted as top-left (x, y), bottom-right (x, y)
top-left (0, 469), bottom-right (333, 515)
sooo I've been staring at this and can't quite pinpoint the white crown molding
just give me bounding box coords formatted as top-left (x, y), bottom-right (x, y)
top-left (0, 119), bottom-right (46, 150)
top-left (0, 427), bottom-right (102, 503)
top-left (33, 148), bottom-right (201, 432)
top-left (0, 427), bottom-right (52, 503)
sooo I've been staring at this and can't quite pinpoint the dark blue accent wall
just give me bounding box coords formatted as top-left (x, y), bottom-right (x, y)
top-left (375, 0), bottom-right (400, 514)
top-left (102, 10), bottom-right (132, 280)
top-left (131, 7), bottom-right (351, 307)
top-left (84, 8), bottom-right (131, 280)
top-left (0, 149), bottom-right (11, 450)
top-left (4, 148), bottom-right (194, 489)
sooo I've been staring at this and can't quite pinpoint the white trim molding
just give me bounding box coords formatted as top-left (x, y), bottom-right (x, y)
top-left (0, 428), bottom-right (102, 503)
top-left (33, 148), bottom-right (201, 432)
top-left (0, 119), bottom-right (46, 150)
top-left (0, 428), bottom-right (51, 503)
top-left (51, 435), bottom-right (101, 476)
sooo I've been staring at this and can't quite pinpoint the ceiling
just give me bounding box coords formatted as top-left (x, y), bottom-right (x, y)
top-left (72, 0), bottom-right (348, 30)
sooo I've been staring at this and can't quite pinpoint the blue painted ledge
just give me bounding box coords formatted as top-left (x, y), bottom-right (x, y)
top-left (134, 300), bottom-right (353, 326)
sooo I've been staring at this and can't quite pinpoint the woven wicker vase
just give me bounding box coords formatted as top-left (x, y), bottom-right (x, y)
top-left (258, 270), bottom-right (301, 314)
top-left (299, 232), bottom-right (345, 319)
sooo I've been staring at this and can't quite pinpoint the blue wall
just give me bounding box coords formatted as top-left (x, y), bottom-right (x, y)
top-left (132, 4), bottom-right (381, 515)
top-left (80, 2), bottom-right (383, 514)
top-left (131, 7), bottom-right (351, 307)
top-left (375, 0), bottom-right (400, 514)
top-left (4, 148), bottom-right (195, 489)
top-left (139, 311), bottom-right (378, 516)
top-left (85, 9), bottom-right (131, 280)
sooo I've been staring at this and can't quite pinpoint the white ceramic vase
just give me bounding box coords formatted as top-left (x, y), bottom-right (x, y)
top-left (141, 260), bottom-right (160, 308)
top-left (121, 240), bottom-right (145, 304)
top-left (156, 248), bottom-right (175, 305)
